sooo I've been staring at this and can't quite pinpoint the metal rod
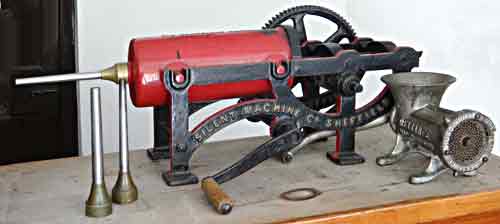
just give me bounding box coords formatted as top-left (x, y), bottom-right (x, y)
top-left (91, 87), bottom-right (105, 185)
top-left (112, 80), bottom-right (138, 204)
top-left (285, 114), bottom-right (390, 161)
top-left (119, 79), bottom-right (129, 173)
top-left (15, 72), bottom-right (102, 85)
top-left (86, 87), bottom-right (112, 218)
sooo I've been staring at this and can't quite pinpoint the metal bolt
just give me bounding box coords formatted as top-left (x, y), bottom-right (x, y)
top-left (443, 116), bottom-right (452, 125)
top-left (174, 72), bottom-right (186, 84)
top-left (483, 157), bottom-right (489, 163)
top-left (409, 141), bottom-right (418, 149)
top-left (276, 63), bottom-right (287, 75)
top-left (281, 152), bottom-right (294, 163)
top-left (350, 82), bottom-right (363, 93)
top-left (475, 113), bottom-right (482, 120)
top-left (176, 144), bottom-right (186, 152)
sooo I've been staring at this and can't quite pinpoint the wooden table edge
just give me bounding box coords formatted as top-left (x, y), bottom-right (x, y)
top-left (272, 189), bottom-right (500, 224)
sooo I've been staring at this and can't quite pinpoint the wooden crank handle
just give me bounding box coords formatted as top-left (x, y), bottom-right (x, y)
top-left (201, 177), bottom-right (233, 215)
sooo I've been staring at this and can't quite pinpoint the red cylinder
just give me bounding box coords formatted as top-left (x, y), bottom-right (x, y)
top-left (128, 27), bottom-right (293, 107)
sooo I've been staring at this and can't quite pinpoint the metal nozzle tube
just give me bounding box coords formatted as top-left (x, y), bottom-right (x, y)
top-left (112, 80), bottom-right (138, 204)
top-left (15, 63), bottom-right (129, 86)
top-left (86, 87), bottom-right (112, 218)
top-left (119, 80), bottom-right (130, 173)
top-left (15, 72), bottom-right (102, 85)
top-left (91, 87), bottom-right (105, 184)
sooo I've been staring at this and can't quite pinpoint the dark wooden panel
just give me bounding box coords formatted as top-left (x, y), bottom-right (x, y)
top-left (0, 0), bottom-right (78, 165)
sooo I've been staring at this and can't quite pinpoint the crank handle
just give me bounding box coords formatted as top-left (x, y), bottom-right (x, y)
top-left (201, 177), bottom-right (233, 215)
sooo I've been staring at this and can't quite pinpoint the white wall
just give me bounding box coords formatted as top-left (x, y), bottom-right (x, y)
top-left (77, 0), bottom-right (500, 156)
top-left (345, 1), bottom-right (500, 154)
top-left (76, 0), bottom-right (348, 155)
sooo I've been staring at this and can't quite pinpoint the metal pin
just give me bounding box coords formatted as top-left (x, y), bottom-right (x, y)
top-left (112, 79), bottom-right (138, 204)
top-left (15, 72), bottom-right (102, 85)
top-left (86, 87), bottom-right (112, 217)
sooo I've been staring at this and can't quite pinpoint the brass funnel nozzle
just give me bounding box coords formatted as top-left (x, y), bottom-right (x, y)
top-left (101, 63), bottom-right (129, 83)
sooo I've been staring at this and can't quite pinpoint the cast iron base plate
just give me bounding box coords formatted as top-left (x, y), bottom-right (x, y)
top-left (162, 171), bottom-right (199, 186)
top-left (327, 151), bottom-right (365, 166)
top-left (146, 146), bottom-right (170, 161)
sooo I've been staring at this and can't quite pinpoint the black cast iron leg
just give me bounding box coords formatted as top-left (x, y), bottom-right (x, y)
top-left (161, 71), bottom-right (198, 186)
top-left (147, 146), bottom-right (170, 161)
top-left (327, 95), bottom-right (365, 165)
top-left (147, 102), bottom-right (213, 161)
top-left (147, 106), bottom-right (171, 161)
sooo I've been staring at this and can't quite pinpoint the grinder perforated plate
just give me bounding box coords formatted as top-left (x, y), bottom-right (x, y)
top-left (442, 110), bottom-right (495, 173)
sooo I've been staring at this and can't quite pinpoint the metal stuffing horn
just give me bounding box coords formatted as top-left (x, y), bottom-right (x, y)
top-left (112, 79), bottom-right (138, 204)
top-left (377, 72), bottom-right (495, 184)
top-left (86, 87), bottom-right (113, 217)
top-left (15, 63), bottom-right (128, 85)
top-left (16, 64), bottom-right (139, 207)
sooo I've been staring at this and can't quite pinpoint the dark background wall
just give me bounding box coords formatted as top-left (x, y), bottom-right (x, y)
top-left (0, 0), bottom-right (78, 165)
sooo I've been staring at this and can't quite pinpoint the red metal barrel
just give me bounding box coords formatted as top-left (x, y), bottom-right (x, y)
top-left (128, 27), bottom-right (292, 107)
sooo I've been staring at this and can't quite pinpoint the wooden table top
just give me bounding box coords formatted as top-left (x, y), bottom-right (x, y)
top-left (1, 125), bottom-right (499, 224)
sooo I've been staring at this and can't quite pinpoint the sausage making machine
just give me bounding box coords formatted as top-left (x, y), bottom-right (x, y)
top-left (15, 5), bottom-right (495, 215)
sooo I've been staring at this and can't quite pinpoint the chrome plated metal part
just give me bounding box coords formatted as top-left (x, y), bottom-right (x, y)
top-left (86, 87), bottom-right (112, 217)
top-left (119, 79), bottom-right (129, 174)
top-left (112, 80), bottom-right (138, 204)
top-left (377, 72), bottom-right (495, 184)
top-left (409, 155), bottom-right (447, 184)
top-left (91, 87), bottom-right (105, 185)
top-left (15, 63), bottom-right (128, 86)
top-left (15, 72), bottom-right (102, 85)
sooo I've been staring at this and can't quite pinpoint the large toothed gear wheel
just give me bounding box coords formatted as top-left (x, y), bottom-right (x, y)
top-left (263, 5), bottom-right (356, 110)
top-left (255, 5), bottom-right (404, 147)
top-left (264, 5), bottom-right (357, 112)
top-left (261, 5), bottom-right (358, 139)
top-left (263, 5), bottom-right (356, 43)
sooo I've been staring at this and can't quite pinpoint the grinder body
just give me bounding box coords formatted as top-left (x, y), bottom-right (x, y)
top-left (127, 27), bottom-right (293, 107)
top-left (379, 72), bottom-right (495, 184)
top-left (396, 106), bottom-right (494, 174)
